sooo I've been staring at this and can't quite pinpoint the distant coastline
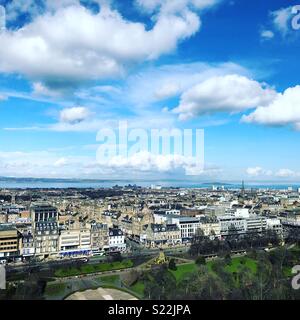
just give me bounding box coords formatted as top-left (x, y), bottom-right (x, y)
top-left (0, 176), bottom-right (299, 190)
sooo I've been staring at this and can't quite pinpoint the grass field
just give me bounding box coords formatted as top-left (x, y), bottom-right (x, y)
top-left (130, 281), bottom-right (145, 296)
top-left (205, 256), bottom-right (258, 277)
top-left (97, 275), bottom-right (120, 284)
top-left (44, 282), bottom-right (67, 297)
top-left (169, 257), bottom-right (257, 283)
top-left (283, 266), bottom-right (292, 277)
top-left (225, 257), bottom-right (257, 274)
top-left (170, 263), bottom-right (199, 282)
top-left (55, 260), bottom-right (133, 277)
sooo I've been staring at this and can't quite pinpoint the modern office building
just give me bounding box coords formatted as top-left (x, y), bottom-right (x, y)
top-left (169, 216), bottom-right (201, 241)
top-left (59, 225), bottom-right (91, 257)
top-left (218, 215), bottom-right (247, 236)
top-left (0, 224), bottom-right (19, 259)
top-left (245, 215), bottom-right (267, 233)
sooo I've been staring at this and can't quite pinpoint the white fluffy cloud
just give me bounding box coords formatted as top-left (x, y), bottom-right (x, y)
top-left (246, 166), bottom-right (300, 179)
top-left (246, 167), bottom-right (264, 176)
top-left (246, 167), bottom-right (300, 179)
top-left (260, 30), bottom-right (274, 40)
top-left (172, 74), bottom-right (277, 120)
top-left (0, 150), bottom-right (216, 179)
top-left (54, 157), bottom-right (69, 167)
top-left (242, 85), bottom-right (300, 128)
top-left (126, 62), bottom-right (248, 107)
top-left (0, 150), bottom-right (103, 178)
top-left (260, 6), bottom-right (297, 42)
top-left (136, 0), bottom-right (220, 14)
top-left (155, 83), bottom-right (182, 100)
top-left (275, 168), bottom-right (298, 178)
top-left (0, 1), bottom-right (205, 90)
top-left (59, 107), bottom-right (91, 124)
top-left (271, 6), bottom-right (293, 36)
top-left (97, 150), bottom-right (217, 176)
top-left (246, 167), bottom-right (272, 177)
top-left (32, 82), bottom-right (64, 97)
top-left (4, 0), bottom-right (42, 23)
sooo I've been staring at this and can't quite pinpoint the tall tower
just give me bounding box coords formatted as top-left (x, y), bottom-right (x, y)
top-left (241, 180), bottom-right (245, 196)
top-left (11, 192), bottom-right (15, 205)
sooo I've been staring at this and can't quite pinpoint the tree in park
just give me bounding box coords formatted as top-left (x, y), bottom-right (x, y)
top-left (144, 265), bottom-right (177, 300)
top-left (178, 265), bottom-right (228, 300)
top-left (168, 258), bottom-right (177, 271)
top-left (195, 256), bottom-right (206, 266)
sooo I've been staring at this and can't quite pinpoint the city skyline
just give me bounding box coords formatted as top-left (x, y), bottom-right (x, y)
top-left (0, 0), bottom-right (299, 181)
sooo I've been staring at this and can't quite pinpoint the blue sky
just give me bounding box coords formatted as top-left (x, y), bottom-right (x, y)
top-left (0, 0), bottom-right (299, 181)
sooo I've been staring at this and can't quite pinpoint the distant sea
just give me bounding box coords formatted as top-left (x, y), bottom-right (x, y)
top-left (0, 177), bottom-right (299, 190)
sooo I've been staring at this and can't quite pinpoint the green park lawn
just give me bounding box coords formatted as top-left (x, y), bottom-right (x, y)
top-left (55, 259), bottom-right (133, 277)
top-left (225, 257), bottom-right (257, 274)
top-left (97, 275), bottom-right (120, 284)
top-left (283, 266), bottom-right (292, 277)
top-left (130, 281), bottom-right (145, 296)
top-left (206, 256), bottom-right (257, 276)
top-left (170, 263), bottom-right (199, 282)
top-left (44, 282), bottom-right (67, 297)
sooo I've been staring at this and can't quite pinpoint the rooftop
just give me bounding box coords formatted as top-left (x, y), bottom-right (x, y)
top-left (0, 223), bottom-right (16, 232)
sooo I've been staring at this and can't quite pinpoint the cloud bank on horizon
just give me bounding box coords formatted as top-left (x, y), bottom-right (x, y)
top-left (0, 0), bottom-right (299, 181)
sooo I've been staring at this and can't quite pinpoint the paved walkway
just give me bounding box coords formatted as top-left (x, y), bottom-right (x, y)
top-left (66, 287), bottom-right (138, 300)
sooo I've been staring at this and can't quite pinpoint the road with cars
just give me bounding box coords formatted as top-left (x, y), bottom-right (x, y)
top-left (5, 240), bottom-right (190, 277)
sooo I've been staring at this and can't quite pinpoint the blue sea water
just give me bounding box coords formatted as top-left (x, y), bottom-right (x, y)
top-left (0, 178), bottom-right (298, 190)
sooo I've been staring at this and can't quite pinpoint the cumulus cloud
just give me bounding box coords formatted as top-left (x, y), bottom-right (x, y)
top-left (242, 85), bottom-right (300, 128)
top-left (45, 0), bottom-right (80, 12)
top-left (246, 167), bottom-right (272, 177)
top-left (1, 149), bottom-right (299, 180)
top-left (4, 0), bottom-right (43, 24)
top-left (0, 149), bottom-right (216, 179)
top-left (126, 62), bottom-right (248, 107)
top-left (260, 6), bottom-right (299, 42)
top-left (271, 6), bottom-right (293, 36)
top-left (97, 151), bottom-right (214, 176)
top-left (260, 30), bottom-right (274, 40)
top-left (59, 107), bottom-right (91, 124)
top-left (4, 0), bottom-right (99, 25)
top-left (275, 168), bottom-right (297, 178)
top-left (246, 167), bottom-right (264, 176)
top-left (136, 0), bottom-right (220, 14)
top-left (54, 157), bottom-right (69, 167)
top-left (5, 111), bottom-right (175, 132)
top-left (0, 150), bottom-right (100, 178)
top-left (172, 74), bottom-right (277, 120)
top-left (0, 1), bottom-right (207, 91)
top-left (246, 167), bottom-right (300, 179)
top-left (155, 83), bottom-right (181, 100)
top-left (32, 82), bottom-right (65, 97)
